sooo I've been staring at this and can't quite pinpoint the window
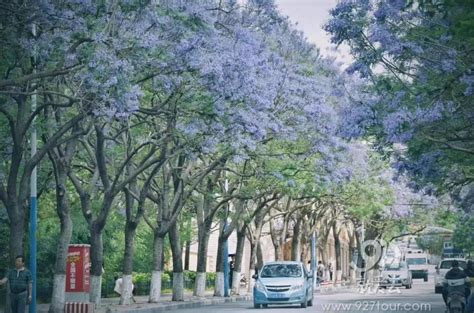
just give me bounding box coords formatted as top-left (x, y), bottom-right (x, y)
top-left (406, 258), bottom-right (427, 265)
top-left (260, 264), bottom-right (303, 278)
top-left (440, 260), bottom-right (467, 269)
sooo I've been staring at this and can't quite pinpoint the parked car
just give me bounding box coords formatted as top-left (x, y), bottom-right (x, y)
top-left (252, 261), bottom-right (313, 309)
top-left (380, 261), bottom-right (413, 289)
top-left (434, 258), bottom-right (467, 294)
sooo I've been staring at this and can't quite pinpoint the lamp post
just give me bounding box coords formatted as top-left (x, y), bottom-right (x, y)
top-left (311, 231), bottom-right (317, 288)
top-left (29, 23), bottom-right (38, 313)
top-left (223, 177), bottom-right (229, 297)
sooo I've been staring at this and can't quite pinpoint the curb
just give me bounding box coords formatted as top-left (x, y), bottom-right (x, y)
top-left (104, 295), bottom-right (252, 313)
top-left (314, 282), bottom-right (356, 295)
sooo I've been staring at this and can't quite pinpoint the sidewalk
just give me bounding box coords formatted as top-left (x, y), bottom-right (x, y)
top-left (37, 291), bottom-right (252, 313)
top-left (314, 280), bottom-right (356, 295)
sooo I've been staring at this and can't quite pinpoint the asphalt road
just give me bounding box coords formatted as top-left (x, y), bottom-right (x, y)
top-left (166, 274), bottom-right (445, 313)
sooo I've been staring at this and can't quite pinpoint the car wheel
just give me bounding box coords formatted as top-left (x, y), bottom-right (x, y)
top-left (424, 275), bottom-right (428, 282)
top-left (405, 284), bottom-right (410, 289)
top-left (254, 303), bottom-right (261, 309)
top-left (262, 304), bottom-right (268, 308)
top-left (301, 296), bottom-right (308, 308)
top-left (308, 297), bottom-right (313, 307)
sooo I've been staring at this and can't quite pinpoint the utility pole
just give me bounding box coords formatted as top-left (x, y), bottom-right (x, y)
top-left (311, 231), bottom-right (317, 288)
top-left (223, 177), bottom-right (229, 297)
top-left (29, 23), bottom-right (38, 313)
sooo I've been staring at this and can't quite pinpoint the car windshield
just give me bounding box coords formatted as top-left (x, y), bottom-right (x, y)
top-left (440, 260), bottom-right (467, 269)
top-left (260, 264), bottom-right (302, 278)
top-left (384, 263), bottom-right (404, 271)
top-left (406, 258), bottom-right (426, 265)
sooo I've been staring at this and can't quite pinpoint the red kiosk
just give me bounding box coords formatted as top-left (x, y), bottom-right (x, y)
top-left (65, 244), bottom-right (94, 312)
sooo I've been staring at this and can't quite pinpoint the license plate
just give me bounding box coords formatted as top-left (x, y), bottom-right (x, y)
top-left (269, 292), bottom-right (286, 298)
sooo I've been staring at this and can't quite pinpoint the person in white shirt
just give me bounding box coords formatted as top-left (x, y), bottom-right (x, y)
top-left (114, 276), bottom-right (136, 303)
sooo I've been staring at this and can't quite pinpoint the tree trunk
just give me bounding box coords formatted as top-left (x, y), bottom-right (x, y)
top-left (349, 228), bottom-right (357, 283)
top-left (291, 217), bottom-right (302, 261)
top-left (89, 225), bottom-right (103, 306)
top-left (169, 222), bottom-right (183, 301)
top-left (270, 219), bottom-right (283, 261)
top-left (48, 125), bottom-right (79, 313)
top-left (231, 226), bottom-right (246, 295)
top-left (149, 231), bottom-right (165, 303)
top-left (184, 240), bottom-right (191, 271)
top-left (8, 203), bottom-right (25, 264)
top-left (49, 170), bottom-right (73, 313)
top-left (274, 244), bottom-right (283, 261)
top-left (257, 242), bottom-right (264, 269)
top-left (194, 222), bottom-right (211, 296)
top-left (247, 241), bottom-right (257, 293)
top-left (247, 221), bottom-right (263, 293)
top-left (334, 226), bottom-right (341, 282)
top-left (120, 224), bottom-right (136, 305)
top-left (214, 234), bottom-right (226, 297)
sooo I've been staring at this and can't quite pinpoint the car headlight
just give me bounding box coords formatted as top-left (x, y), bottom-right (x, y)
top-left (255, 280), bottom-right (265, 291)
top-left (291, 283), bottom-right (304, 291)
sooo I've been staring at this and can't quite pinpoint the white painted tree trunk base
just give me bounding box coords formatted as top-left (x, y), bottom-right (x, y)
top-left (172, 272), bottom-right (184, 301)
top-left (119, 275), bottom-right (134, 305)
top-left (231, 271), bottom-right (240, 295)
top-left (248, 274), bottom-right (255, 293)
top-left (214, 272), bottom-right (225, 297)
top-left (194, 273), bottom-right (207, 297)
top-left (149, 271), bottom-right (162, 303)
top-left (89, 275), bottom-right (102, 307)
top-left (49, 274), bottom-right (66, 313)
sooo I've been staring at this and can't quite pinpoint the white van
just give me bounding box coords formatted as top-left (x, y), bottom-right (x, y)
top-left (405, 252), bottom-right (429, 281)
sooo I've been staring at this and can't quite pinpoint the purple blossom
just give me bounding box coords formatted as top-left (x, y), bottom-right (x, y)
top-left (441, 59), bottom-right (456, 73)
top-left (345, 61), bottom-right (370, 77)
top-left (387, 0), bottom-right (406, 11)
top-left (373, 5), bottom-right (388, 21)
top-left (460, 72), bottom-right (474, 96)
top-left (382, 108), bottom-right (413, 143)
top-left (440, 34), bottom-right (452, 43)
top-left (402, 42), bottom-right (423, 54)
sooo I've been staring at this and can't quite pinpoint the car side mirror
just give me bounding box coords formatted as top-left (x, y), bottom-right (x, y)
top-left (252, 274), bottom-right (258, 279)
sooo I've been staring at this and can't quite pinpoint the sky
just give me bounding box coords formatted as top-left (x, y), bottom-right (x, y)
top-left (275, 0), bottom-right (352, 65)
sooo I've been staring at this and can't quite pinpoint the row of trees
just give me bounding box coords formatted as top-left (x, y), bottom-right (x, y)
top-left (0, 0), bottom-right (453, 312)
top-left (325, 0), bottom-right (474, 252)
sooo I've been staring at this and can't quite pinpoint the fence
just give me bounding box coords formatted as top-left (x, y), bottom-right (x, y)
top-left (0, 272), bottom-right (216, 308)
top-left (102, 273), bottom-right (216, 297)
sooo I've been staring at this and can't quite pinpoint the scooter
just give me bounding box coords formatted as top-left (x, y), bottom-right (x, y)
top-left (446, 292), bottom-right (466, 313)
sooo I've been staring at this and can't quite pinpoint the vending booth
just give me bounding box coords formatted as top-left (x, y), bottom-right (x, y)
top-left (65, 244), bottom-right (94, 312)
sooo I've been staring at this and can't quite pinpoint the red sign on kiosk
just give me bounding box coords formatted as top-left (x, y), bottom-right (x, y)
top-left (66, 244), bottom-right (91, 292)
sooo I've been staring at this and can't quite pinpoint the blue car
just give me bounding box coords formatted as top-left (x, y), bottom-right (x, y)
top-left (253, 261), bottom-right (314, 309)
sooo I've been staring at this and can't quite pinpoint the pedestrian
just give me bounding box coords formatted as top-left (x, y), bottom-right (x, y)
top-left (114, 276), bottom-right (123, 297)
top-left (228, 255), bottom-right (235, 289)
top-left (317, 261), bottom-right (325, 283)
top-left (466, 260), bottom-right (474, 313)
top-left (328, 263), bottom-right (334, 281)
top-left (0, 255), bottom-right (33, 313)
top-left (114, 276), bottom-right (136, 303)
